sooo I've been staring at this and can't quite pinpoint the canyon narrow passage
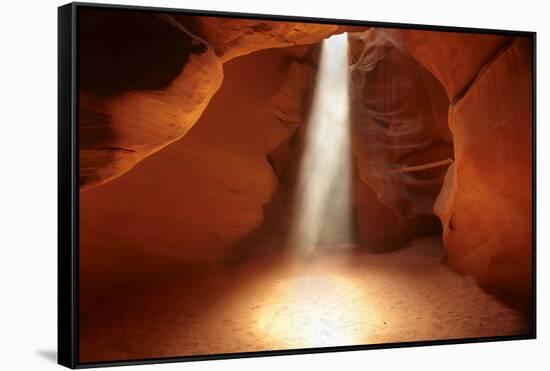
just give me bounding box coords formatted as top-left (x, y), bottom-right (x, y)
top-left (78, 10), bottom-right (533, 364)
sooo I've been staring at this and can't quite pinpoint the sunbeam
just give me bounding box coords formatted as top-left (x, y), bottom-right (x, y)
top-left (289, 33), bottom-right (353, 255)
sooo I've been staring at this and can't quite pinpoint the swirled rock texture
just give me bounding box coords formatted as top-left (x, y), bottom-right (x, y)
top-left (188, 17), bottom-right (354, 62)
top-left (381, 30), bottom-right (511, 100)
top-left (80, 46), bottom-right (314, 280)
top-left (349, 30), bottom-right (453, 251)
top-left (77, 14), bottom-right (533, 307)
top-left (79, 9), bottom-right (223, 190)
top-left (349, 29), bottom-right (532, 306)
top-left (433, 37), bottom-right (533, 304)
top-left (78, 10), bottom-right (355, 191)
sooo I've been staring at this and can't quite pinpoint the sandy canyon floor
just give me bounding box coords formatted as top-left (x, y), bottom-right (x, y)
top-left (80, 237), bottom-right (531, 362)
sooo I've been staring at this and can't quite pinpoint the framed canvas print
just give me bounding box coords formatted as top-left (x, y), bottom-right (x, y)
top-left (58, 2), bottom-right (536, 368)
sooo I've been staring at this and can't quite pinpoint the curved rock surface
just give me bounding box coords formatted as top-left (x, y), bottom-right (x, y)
top-left (77, 15), bottom-right (533, 305)
top-left (80, 46), bottom-right (314, 279)
top-left (434, 37), bottom-right (533, 303)
top-left (189, 17), bottom-right (349, 62)
top-left (356, 29), bottom-right (533, 303)
top-left (79, 11), bottom-right (355, 191)
top-left (380, 29), bottom-right (511, 100)
top-left (349, 30), bottom-right (452, 250)
top-left (79, 10), bottom-right (223, 190)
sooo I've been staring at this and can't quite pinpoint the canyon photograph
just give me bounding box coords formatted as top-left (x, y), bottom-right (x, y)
top-left (77, 6), bottom-right (534, 363)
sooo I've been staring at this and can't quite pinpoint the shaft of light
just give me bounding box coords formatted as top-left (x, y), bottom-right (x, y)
top-left (290, 33), bottom-right (352, 254)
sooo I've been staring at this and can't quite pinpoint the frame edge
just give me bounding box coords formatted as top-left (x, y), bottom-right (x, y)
top-left (58, 2), bottom-right (78, 369)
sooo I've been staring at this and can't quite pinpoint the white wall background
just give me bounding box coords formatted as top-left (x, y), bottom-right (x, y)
top-left (0, 0), bottom-right (546, 369)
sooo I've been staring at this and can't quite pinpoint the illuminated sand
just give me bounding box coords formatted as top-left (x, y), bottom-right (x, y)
top-left (79, 237), bottom-right (530, 362)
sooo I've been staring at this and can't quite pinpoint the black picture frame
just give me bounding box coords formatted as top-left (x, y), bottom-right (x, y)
top-left (58, 2), bottom-right (537, 369)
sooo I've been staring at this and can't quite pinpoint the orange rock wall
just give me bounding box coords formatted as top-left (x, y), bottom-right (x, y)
top-left (79, 9), bottom-right (223, 190)
top-left (77, 12), bottom-right (534, 303)
top-left (190, 17), bottom-right (341, 62)
top-left (349, 30), bottom-right (452, 251)
top-left (433, 37), bottom-right (533, 301)
top-left (350, 29), bottom-right (533, 302)
top-left (80, 46), bottom-right (313, 283)
top-left (79, 10), bottom-right (342, 191)
top-left (393, 30), bottom-right (510, 100)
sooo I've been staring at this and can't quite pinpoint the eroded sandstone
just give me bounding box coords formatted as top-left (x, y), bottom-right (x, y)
top-left (349, 29), bottom-right (452, 250)
top-left (79, 10), bottom-right (223, 190)
top-left (434, 37), bottom-right (533, 302)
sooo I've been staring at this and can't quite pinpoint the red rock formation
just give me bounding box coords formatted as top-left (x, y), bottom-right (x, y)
top-left (80, 46), bottom-right (314, 282)
top-left (79, 9), bottom-right (223, 190)
top-left (380, 29), bottom-right (511, 100)
top-left (358, 29), bottom-right (533, 302)
top-left (349, 30), bottom-right (452, 250)
top-left (79, 10), bottom-right (352, 191)
top-left (190, 17), bottom-right (347, 62)
top-left (77, 12), bottom-right (533, 305)
top-left (354, 177), bottom-right (410, 250)
top-left (433, 37), bottom-right (533, 302)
